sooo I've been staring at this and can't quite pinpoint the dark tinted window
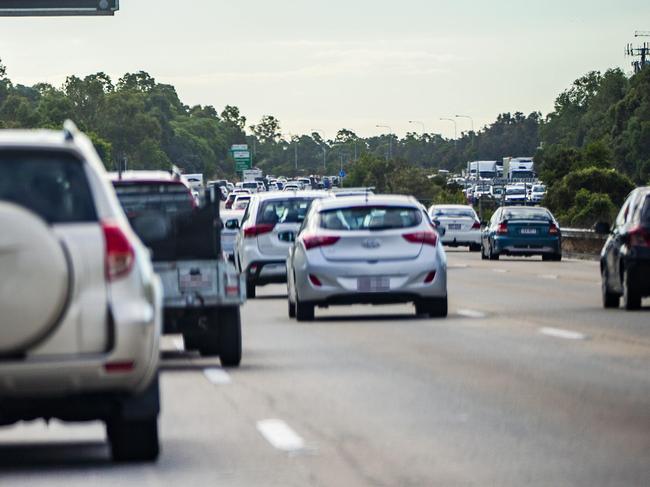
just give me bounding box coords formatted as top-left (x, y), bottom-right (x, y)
top-left (113, 182), bottom-right (193, 216)
top-left (0, 150), bottom-right (97, 223)
top-left (320, 206), bottom-right (422, 231)
top-left (258, 198), bottom-right (318, 224)
top-left (502, 208), bottom-right (552, 221)
top-left (641, 195), bottom-right (650, 224)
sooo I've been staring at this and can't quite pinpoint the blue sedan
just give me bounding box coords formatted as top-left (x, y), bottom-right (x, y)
top-left (481, 206), bottom-right (562, 261)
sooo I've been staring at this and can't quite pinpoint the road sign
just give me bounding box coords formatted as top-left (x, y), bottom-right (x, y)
top-left (0, 0), bottom-right (119, 16)
top-left (339, 169), bottom-right (346, 178)
top-left (233, 151), bottom-right (250, 160)
top-left (230, 144), bottom-right (248, 152)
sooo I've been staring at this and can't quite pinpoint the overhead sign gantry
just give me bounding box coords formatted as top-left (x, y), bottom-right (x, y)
top-left (0, 0), bottom-right (118, 16)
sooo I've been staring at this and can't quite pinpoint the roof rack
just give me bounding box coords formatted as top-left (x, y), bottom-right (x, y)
top-left (63, 120), bottom-right (79, 142)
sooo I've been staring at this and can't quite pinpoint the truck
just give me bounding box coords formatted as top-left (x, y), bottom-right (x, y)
top-left (243, 168), bottom-right (263, 182)
top-left (504, 157), bottom-right (535, 180)
top-left (467, 161), bottom-right (498, 180)
top-left (111, 172), bottom-right (246, 366)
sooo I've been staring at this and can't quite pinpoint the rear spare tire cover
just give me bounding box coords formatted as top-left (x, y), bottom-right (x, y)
top-left (0, 202), bottom-right (71, 354)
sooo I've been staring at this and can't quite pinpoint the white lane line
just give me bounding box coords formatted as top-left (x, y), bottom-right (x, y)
top-left (539, 274), bottom-right (558, 280)
top-left (203, 368), bottom-right (232, 385)
top-left (172, 337), bottom-right (184, 351)
top-left (492, 269), bottom-right (508, 273)
top-left (448, 264), bottom-right (469, 269)
top-left (256, 419), bottom-right (305, 452)
top-left (457, 309), bottom-right (487, 319)
top-left (539, 327), bottom-right (587, 341)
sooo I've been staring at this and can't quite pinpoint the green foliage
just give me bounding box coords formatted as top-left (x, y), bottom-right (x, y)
top-left (563, 190), bottom-right (618, 228)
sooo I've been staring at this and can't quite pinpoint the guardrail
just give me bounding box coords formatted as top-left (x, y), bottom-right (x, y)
top-left (561, 227), bottom-right (607, 258)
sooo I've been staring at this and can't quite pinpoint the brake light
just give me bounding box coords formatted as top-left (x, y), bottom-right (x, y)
top-left (244, 223), bottom-right (275, 238)
top-left (471, 221), bottom-right (481, 230)
top-left (309, 274), bottom-right (322, 286)
top-left (302, 234), bottom-right (340, 250)
top-left (102, 220), bottom-right (134, 281)
top-left (104, 361), bottom-right (135, 373)
top-left (549, 223), bottom-right (560, 235)
top-left (496, 223), bottom-right (508, 235)
top-left (424, 271), bottom-right (436, 283)
top-left (628, 226), bottom-right (650, 247)
top-left (403, 231), bottom-right (438, 246)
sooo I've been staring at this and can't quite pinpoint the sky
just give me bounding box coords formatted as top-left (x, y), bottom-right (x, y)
top-left (0, 0), bottom-right (648, 139)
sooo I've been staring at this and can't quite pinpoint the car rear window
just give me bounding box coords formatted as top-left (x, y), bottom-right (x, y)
top-left (641, 195), bottom-right (650, 224)
top-left (320, 206), bottom-right (422, 231)
top-left (431, 207), bottom-right (476, 218)
top-left (258, 198), bottom-right (317, 224)
top-left (506, 187), bottom-right (526, 195)
top-left (0, 150), bottom-right (97, 224)
top-left (503, 208), bottom-right (552, 221)
top-left (113, 181), bottom-right (194, 216)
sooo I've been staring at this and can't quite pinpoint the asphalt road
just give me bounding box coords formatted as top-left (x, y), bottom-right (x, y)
top-left (1, 251), bottom-right (649, 486)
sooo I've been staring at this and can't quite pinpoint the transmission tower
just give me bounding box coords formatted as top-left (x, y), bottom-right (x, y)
top-left (627, 31), bottom-right (650, 73)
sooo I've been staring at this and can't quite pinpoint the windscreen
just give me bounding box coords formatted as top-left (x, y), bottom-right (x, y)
top-left (511, 171), bottom-right (534, 179)
top-left (502, 208), bottom-right (552, 221)
top-left (431, 207), bottom-right (476, 218)
top-left (0, 150), bottom-right (97, 223)
top-left (506, 187), bottom-right (526, 195)
top-left (258, 198), bottom-right (317, 224)
top-left (113, 182), bottom-right (193, 216)
top-left (320, 206), bottom-right (422, 231)
top-left (479, 171), bottom-right (496, 179)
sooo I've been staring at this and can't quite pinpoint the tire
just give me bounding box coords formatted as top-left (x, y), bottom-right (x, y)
top-left (182, 330), bottom-right (201, 351)
top-left (246, 280), bottom-right (256, 299)
top-left (296, 299), bottom-right (315, 322)
top-left (481, 243), bottom-right (488, 260)
top-left (469, 243), bottom-right (481, 252)
top-left (542, 254), bottom-right (552, 262)
top-left (107, 417), bottom-right (159, 462)
top-left (623, 268), bottom-right (642, 311)
top-left (601, 269), bottom-right (620, 309)
top-left (416, 297), bottom-right (448, 318)
top-left (218, 307), bottom-right (242, 367)
top-left (288, 298), bottom-right (296, 318)
top-left (488, 242), bottom-right (499, 261)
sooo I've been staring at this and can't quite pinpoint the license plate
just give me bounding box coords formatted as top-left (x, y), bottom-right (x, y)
top-left (357, 276), bottom-right (390, 292)
top-left (520, 228), bottom-right (538, 235)
top-left (448, 224), bottom-right (461, 230)
top-left (178, 267), bottom-right (213, 291)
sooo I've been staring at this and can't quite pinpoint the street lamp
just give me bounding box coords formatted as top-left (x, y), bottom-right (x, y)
top-left (455, 115), bottom-right (474, 133)
top-left (311, 128), bottom-right (327, 171)
top-left (376, 124), bottom-right (393, 159)
top-left (439, 118), bottom-right (457, 140)
top-left (408, 120), bottom-right (426, 135)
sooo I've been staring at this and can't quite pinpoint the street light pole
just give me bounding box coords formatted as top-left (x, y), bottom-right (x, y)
top-left (376, 124), bottom-right (393, 159)
top-left (439, 118), bottom-right (457, 140)
top-left (311, 128), bottom-right (327, 172)
top-left (455, 114), bottom-right (474, 133)
top-left (408, 120), bottom-right (426, 135)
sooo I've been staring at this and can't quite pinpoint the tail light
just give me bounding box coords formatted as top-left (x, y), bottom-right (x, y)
top-left (549, 223), bottom-right (560, 235)
top-left (496, 223), bottom-right (508, 235)
top-left (102, 220), bottom-right (134, 281)
top-left (104, 361), bottom-right (135, 373)
top-left (424, 271), bottom-right (436, 283)
top-left (302, 234), bottom-right (340, 250)
top-left (403, 231), bottom-right (438, 246)
top-left (244, 223), bottom-right (275, 238)
top-left (471, 221), bottom-right (481, 230)
top-left (628, 226), bottom-right (650, 247)
top-left (309, 274), bottom-right (322, 286)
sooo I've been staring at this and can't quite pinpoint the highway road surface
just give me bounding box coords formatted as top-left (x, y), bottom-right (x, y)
top-left (1, 251), bottom-right (649, 486)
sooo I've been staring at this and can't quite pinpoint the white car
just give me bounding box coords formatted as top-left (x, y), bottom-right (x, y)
top-left (283, 183), bottom-right (301, 191)
top-left (0, 122), bottom-right (163, 462)
top-left (235, 192), bottom-right (331, 298)
top-left (505, 186), bottom-right (528, 205)
top-left (287, 195), bottom-right (448, 320)
top-left (233, 194), bottom-right (252, 210)
top-left (429, 204), bottom-right (482, 251)
top-left (221, 210), bottom-right (244, 262)
top-left (529, 184), bottom-right (546, 204)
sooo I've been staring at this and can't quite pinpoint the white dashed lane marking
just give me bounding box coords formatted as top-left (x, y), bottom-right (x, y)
top-left (203, 368), bottom-right (232, 385)
top-left (539, 274), bottom-right (559, 280)
top-left (539, 327), bottom-right (587, 341)
top-left (172, 337), bottom-right (184, 351)
top-left (457, 309), bottom-right (487, 319)
top-left (492, 269), bottom-right (508, 273)
top-left (256, 419), bottom-right (305, 453)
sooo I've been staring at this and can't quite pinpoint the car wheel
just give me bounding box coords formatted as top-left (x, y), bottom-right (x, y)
top-left (601, 268), bottom-right (620, 309)
top-left (288, 298), bottom-right (296, 318)
top-left (218, 306), bottom-right (242, 367)
top-left (182, 330), bottom-right (201, 351)
top-left (481, 242), bottom-right (488, 260)
top-left (416, 297), bottom-right (448, 318)
top-left (296, 298), bottom-right (315, 322)
top-left (246, 280), bottom-right (256, 299)
top-left (488, 242), bottom-right (499, 261)
top-left (623, 268), bottom-right (642, 311)
top-left (542, 254), bottom-right (552, 262)
top-left (108, 418), bottom-right (159, 462)
top-left (469, 243), bottom-right (481, 252)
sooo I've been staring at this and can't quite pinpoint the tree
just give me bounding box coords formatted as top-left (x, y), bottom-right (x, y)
top-left (250, 115), bottom-right (281, 144)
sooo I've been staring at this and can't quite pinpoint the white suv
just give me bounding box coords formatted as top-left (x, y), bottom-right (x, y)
top-left (235, 192), bottom-right (330, 297)
top-left (0, 122), bottom-right (163, 462)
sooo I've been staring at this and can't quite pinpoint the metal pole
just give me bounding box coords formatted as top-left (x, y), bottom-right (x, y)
top-left (408, 120), bottom-right (426, 134)
top-left (440, 118), bottom-right (457, 139)
top-left (455, 115), bottom-right (474, 133)
top-left (376, 125), bottom-right (393, 159)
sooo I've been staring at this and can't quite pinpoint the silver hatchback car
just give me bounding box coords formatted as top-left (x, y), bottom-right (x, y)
top-left (287, 195), bottom-right (448, 321)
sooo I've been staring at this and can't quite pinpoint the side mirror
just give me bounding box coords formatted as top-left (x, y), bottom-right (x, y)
top-left (593, 221), bottom-right (610, 235)
top-left (225, 219), bottom-right (240, 230)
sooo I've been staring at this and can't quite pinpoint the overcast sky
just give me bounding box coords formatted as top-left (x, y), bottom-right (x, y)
top-left (0, 0), bottom-right (647, 139)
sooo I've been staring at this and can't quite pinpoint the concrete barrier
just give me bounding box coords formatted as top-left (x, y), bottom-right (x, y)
top-left (561, 228), bottom-right (607, 259)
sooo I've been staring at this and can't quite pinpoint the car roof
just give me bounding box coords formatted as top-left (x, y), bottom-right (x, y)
top-left (0, 128), bottom-right (77, 148)
top-left (108, 170), bottom-right (190, 184)
top-left (252, 190), bottom-right (329, 202)
top-left (314, 194), bottom-right (419, 211)
top-left (430, 204), bottom-right (474, 210)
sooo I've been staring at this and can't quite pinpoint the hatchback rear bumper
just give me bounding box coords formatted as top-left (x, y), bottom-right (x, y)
top-left (493, 236), bottom-right (561, 255)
